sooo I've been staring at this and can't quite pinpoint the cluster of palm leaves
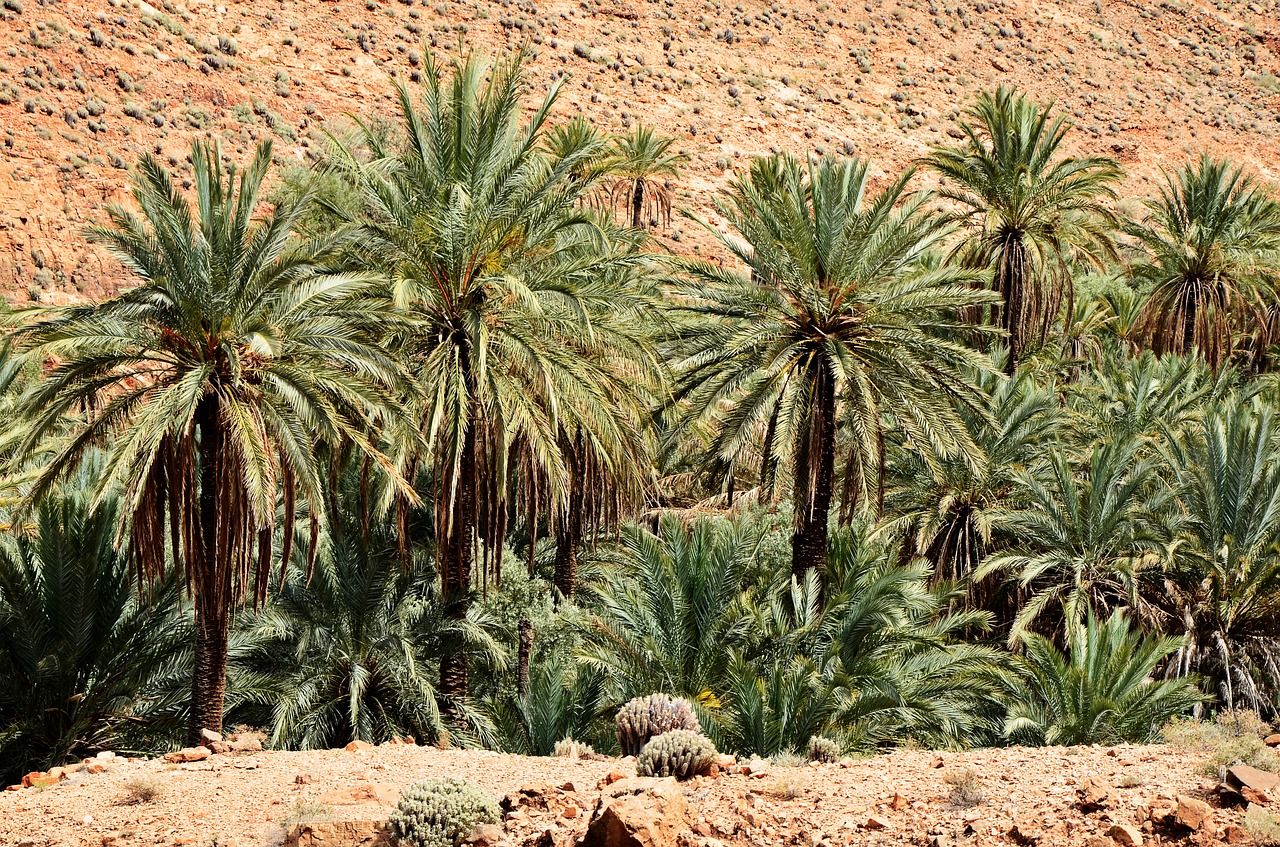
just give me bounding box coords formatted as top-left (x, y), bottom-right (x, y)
top-left (5, 48), bottom-right (1280, 780)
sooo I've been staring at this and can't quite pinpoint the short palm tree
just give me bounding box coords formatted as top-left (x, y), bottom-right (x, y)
top-left (326, 50), bottom-right (657, 704)
top-left (671, 153), bottom-right (999, 587)
top-left (1005, 610), bottom-right (1202, 746)
top-left (232, 520), bottom-right (503, 749)
top-left (923, 87), bottom-right (1123, 371)
top-left (604, 124), bottom-right (688, 229)
top-left (1158, 395), bottom-right (1280, 714)
top-left (1130, 156), bottom-right (1280, 369)
top-left (0, 468), bottom-right (189, 784)
top-left (979, 438), bottom-right (1175, 642)
top-left (8, 139), bottom-right (407, 744)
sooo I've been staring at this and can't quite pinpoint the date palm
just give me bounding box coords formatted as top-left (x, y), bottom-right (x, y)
top-left (923, 87), bottom-right (1123, 371)
top-left (325, 50), bottom-right (658, 704)
top-left (1158, 396), bottom-right (1280, 714)
top-left (671, 153), bottom-right (999, 588)
top-left (1130, 156), bottom-right (1280, 369)
top-left (7, 139), bottom-right (407, 744)
top-left (604, 124), bottom-right (688, 229)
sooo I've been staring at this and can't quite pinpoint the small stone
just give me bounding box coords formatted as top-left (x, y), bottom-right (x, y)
top-left (465, 823), bottom-right (505, 846)
top-left (930, 754), bottom-right (944, 769)
top-left (21, 772), bottom-right (58, 789)
top-left (865, 815), bottom-right (891, 830)
top-left (344, 740), bottom-right (372, 752)
top-left (1265, 734), bottom-right (1280, 748)
top-left (604, 771), bottom-right (627, 785)
top-left (891, 793), bottom-right (908, 811)
top-left (294, 774), bottom-right (311, 785)
top-left (1109, 823), bottom-right (1143, 847)
top-left (562, 804), bottom-right (580, 819)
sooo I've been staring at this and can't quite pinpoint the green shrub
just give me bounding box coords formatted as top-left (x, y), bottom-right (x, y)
top-left (388, 777), bottom-right (499, 847)
top-left (636, 730), bottom-right (716, 780)
top-left (616, 693), bottom-right (700, 757)
top-left (807, 735), bottom-right (839, 763)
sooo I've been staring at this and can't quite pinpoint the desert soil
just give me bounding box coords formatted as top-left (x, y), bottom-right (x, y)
top-left (0, 742), bottom-right (1249, 847)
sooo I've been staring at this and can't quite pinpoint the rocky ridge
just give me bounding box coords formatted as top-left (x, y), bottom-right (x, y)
top-left (0, 0), bottom-right (1279, 303)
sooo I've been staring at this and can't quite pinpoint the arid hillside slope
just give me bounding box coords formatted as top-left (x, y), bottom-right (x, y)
top-left (1, 0), bottom-right (1279, 302)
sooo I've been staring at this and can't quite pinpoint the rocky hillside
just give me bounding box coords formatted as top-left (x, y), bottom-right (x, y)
top-left (1, 738), bottom-right (1273, 847)
top-left (1, 0), bottom-right (1279, 302)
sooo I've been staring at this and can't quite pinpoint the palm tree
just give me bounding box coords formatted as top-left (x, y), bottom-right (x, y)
top-left (604, 124), bottom-right (688, 229)
top-left (1130, 156), bottom-right (1280, 370)
top-left (325, 50), bottom-right (658, 704)
top-left (1158, 395), bottom-right (1280, 714)
top-left (923, 87), bottom-right (1123, 371)
top-left (979, 438), bottom-right (1175, 642)
top-left (232, 519), bottom-right (503, 749)
top-left (576, 514), bottom-right (760, 707)
top-left (7, 139), bottom-right (407, 744)
top-left (882, 367), bottom-right (1059, 586)
top-left (1005, 610), bottom-right (1202, 746)
top-left (671, 153), bottom-right (1000, 587)
top-left (0, 466), bottom-right (190, 784)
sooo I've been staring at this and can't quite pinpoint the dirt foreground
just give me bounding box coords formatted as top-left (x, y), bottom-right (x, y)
top-left (0, 741), bottom-right (1260, 847)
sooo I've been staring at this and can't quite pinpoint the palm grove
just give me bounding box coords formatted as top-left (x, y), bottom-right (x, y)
top-left (3, 50), bottom-right (1280, 783)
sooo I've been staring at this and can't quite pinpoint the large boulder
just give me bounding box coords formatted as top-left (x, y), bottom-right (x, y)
top-left (580, 777), bottom-right (691, 847)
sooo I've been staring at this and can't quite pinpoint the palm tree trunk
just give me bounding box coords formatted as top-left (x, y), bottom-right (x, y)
top-left (631, 181), bottom-right (645, 229)
top-left (790, 363), bottom-right (836, 595)
top-left (553, 435), bottom-right (584, 600)
top-left (189, 391), bottom-right (230, 746)
top-left (440, 366), bottom-right (478, 717)
top-left (516, 619), bottom-right (533, 698)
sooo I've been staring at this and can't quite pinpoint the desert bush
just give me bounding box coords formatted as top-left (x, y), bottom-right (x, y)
top-left (552, 738), bottom-right (594, 758)
top-left (122, 775), bottom-right (163, 804)
top-left (636, 730), bottom-right (716, 780)
top-left (1165, 711), bottom-right (1280, 776)
top-left (1247, 805), bottom-right (1280, 845)
top-left (388, 778), bottom-right (500, 847)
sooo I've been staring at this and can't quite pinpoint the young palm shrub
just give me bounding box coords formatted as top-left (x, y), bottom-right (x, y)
top-left (232, 519), bottom-right (503, 749)
top-left (0, 468), bottom-right (189, 785)
top-left (324, 50), bottom-right (660, 703)
top-left (1157, 396), bottom-right (1280, 715)
top-left (1130, 156), bottom-right (1280, 370)
top-left (7, 139), bottom-right (407, 744)
top-left (1005, 610), bottom-right (1203, 746)
top-left (978, 438), bottom-right (1176, 642)
top-left (882, 367), bottom-right (1060, 586)
top-left (671, 153), bottom-right (999, 590)
top-left (486, 655), bottom-right (611, 756)
top-left (923, 87), bottom-right (1123, 371)
top-left (603, 123), bottom-right (688, 229)
top-left (577, 515), bottom-right (760, 706)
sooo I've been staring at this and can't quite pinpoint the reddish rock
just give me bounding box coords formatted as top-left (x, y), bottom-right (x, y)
top-left (162, 746), bottom-right (211, 763)
top-left (1265, 734), bottom-right (1280, 748)
top-left (1227, 765), bottom-right (1280, 795)
top-left (582, 777), bottom-right (691, 847)
top-left (1173, 795), bottom-right (1212, 830)
top-left (1109, 823), bottom-right (1142, 847)
top-left (284, 820), bottom-right (390, 847)
top-left (21, 772), bottom-right (58, 789)
top-left (864, 815), bottom-right (891, 830)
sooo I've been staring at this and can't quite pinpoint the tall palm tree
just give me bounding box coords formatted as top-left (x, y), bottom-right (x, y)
top-left (325, 50), bottom-right (658, 705)
top-left (7, 139), bottom-right (407, 744)
top-left (671, 153), bottom-right (999, 587)
top-left (923, 87), bottom-right (1123, 371)
top-left (605, 124), bottom-right (688, 229)
top-left (1130, 156), bottom-right (1280, 370)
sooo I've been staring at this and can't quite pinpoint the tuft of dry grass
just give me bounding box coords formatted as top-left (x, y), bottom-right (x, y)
top-left (944, 768), bottom-right (984, 807)
top-left (1246, 805), bottom-right (1280, 845)
top-left (122, 775), bottom-right (163, 804)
